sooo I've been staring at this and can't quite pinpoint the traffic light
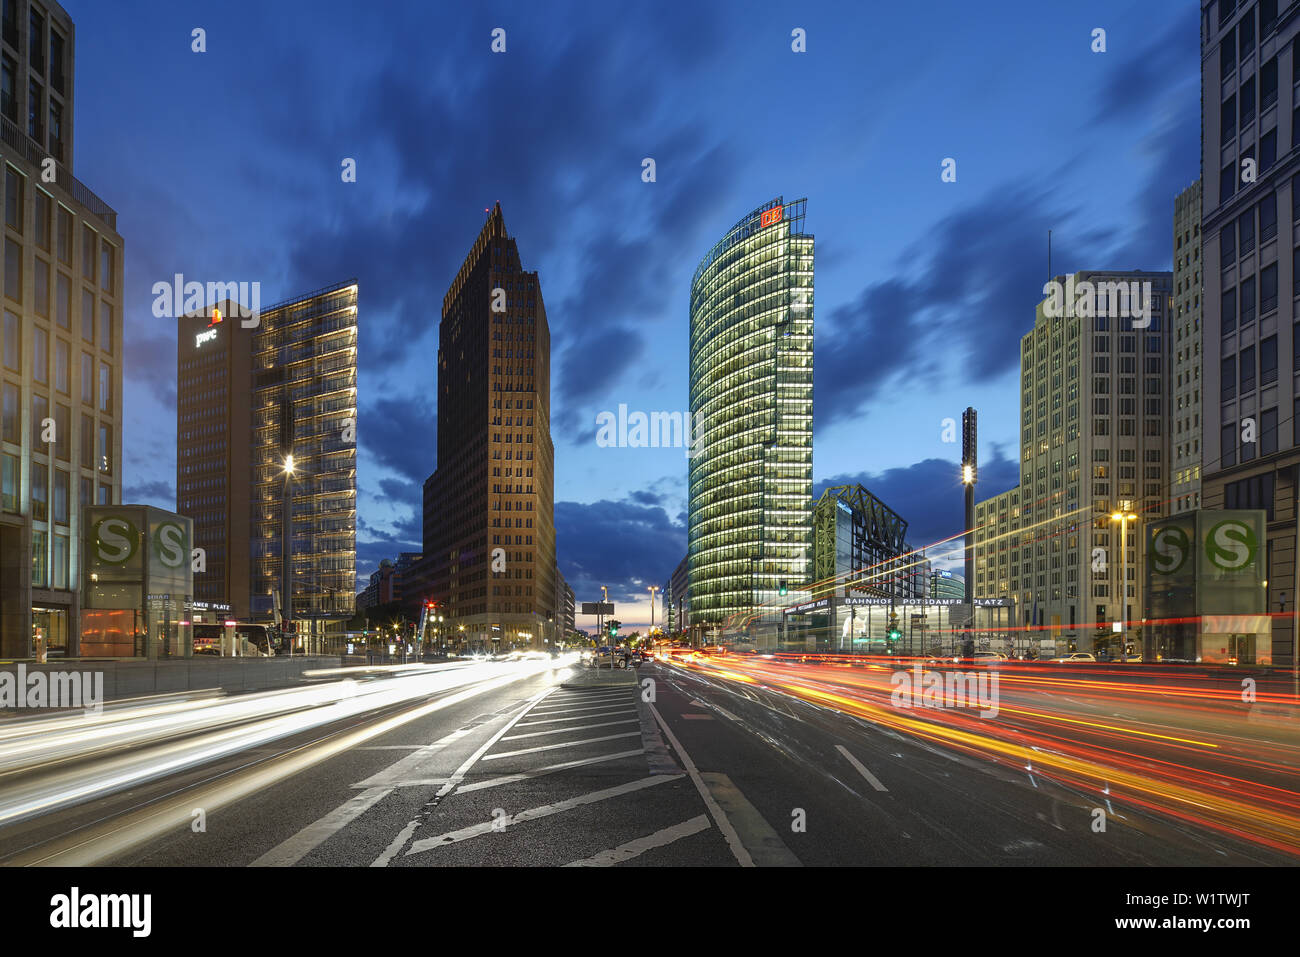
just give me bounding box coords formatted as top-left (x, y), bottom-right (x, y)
top-left (778, 580), bottom-right (788, 596)
top-left (886, 614), bottom-right (900, 642)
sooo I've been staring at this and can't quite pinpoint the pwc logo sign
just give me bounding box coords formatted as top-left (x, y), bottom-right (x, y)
top-left (1150, 525), bottom-right (1191, 575)
top-left (760, 205), bottom-right (784, 228)
top-left (1205, 519), bottom-right (1258, 572)
top-left (92, 516), bottom-right (141, 565)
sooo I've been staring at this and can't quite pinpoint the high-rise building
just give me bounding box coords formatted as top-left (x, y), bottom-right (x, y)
top-left (1172, 180), bottom-right (1203, 513)
top-left (177, 300), bottom-right (252, 618)
top-left (974, 271), bottom-right (1172, 653)
top-left (1201, 1), bottom-right (1299, 666)
top-left (248, 281), bottom-right (358, 648)
top-left (422, 204), bottom-right (556, 649)
top-left (665, 553), bottom-right (688, 635)
top-left (688, 197), bottom-right (813, 637)
top-left (0, 0), bottom-right (123, 657)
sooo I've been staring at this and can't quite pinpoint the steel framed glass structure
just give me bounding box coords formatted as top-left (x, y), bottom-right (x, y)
top-left (688, 197), bottom-right (813, 633)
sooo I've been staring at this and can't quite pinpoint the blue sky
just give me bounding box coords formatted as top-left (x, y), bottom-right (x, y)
top-left (70, 0), bottom-right (1200, 630)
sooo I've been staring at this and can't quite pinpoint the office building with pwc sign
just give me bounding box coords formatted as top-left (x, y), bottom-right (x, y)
top-left (1144, 509), bottom-right (1269, 665)
top-left (81, 504), bottom-right (193, 658)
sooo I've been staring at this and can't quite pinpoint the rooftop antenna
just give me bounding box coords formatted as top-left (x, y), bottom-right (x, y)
top-left (1047, 229), bottom-right (1052, 282)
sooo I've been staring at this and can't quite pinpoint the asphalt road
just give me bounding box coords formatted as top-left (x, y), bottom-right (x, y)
top-left (0, 658), bottom-right (1294, 866)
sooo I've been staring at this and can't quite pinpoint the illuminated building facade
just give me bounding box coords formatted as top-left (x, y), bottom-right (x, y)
top-left (0, 0), bottom-right (123, 657)
top-left (176, 301), bottom-right (251, 618)
top-left (688, 197), bottom-right (813, 635)
top-left (421, 204), bottom-right (557, 650)
top-left (249, 281), bottom-right (358, 647)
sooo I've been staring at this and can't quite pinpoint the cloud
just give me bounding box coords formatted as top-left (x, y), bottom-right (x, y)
top-left (556, 497), bottom-right (687, 604)
top-left (815, 443), bottom-right (1019, 554)
top-left (122, 479), bottom-right (174, 508)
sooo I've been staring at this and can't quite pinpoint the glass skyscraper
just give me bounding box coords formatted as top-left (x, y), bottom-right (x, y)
top-left (688, 197), bottom-right (813, 635)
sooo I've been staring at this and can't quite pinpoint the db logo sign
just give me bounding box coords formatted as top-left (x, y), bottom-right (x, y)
top-left (1150, 526), bottom-right (1190, 575)
top-left (93, 516), bottom-right (140, 565)
top-left (153, 522), bottom-right (188, 569)
top-left (1205, 520), bottom-right (1257, 571)
top-left (760, 205), bottom-right (784, 228)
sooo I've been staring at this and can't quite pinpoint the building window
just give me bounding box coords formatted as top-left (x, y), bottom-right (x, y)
top-left (1222, 423), bottom-right (1237, 467)
top-left (33, 326), bottom-right (46, 383)
top-left (98, 422), bottom-right (111, 475)
top-left (32, 257), bottom-right (47, 317)
top-left (1261, 128), bottom-right (1278, 172)
top-left (1221, 223), bottom-right (1236, 265)
top-left (33, 189), bottom-right (49, 250)
top-left (3, 237), bottom-right (19, 303)
top-left (0, 54), bottom-right (13, 123)
top-left (55, 271), bottom-right (69, 328)
top-left (1262, 55), bottom-right (1278, 110)
top-left (1241, 275), bottom-right (1255, 324)
top-left (81, 225), bottom-right (95, 283)
top-left (1222, 355), bottom-right (1236, 400)
top-left (54, 337), bottom-right (67, 393)
top-left (56, 206), bottom-right (71, 265)
top-left (0, 451), bottom-right (16, 512)
top-left (52, 467), bottom-right (67, 523)
top-left (1261, 335), bottom-right (1277, 385)
top-left (99, 301), bottom-right (112, 354)
top-left (1240, 210), bottom-right (1255, 256)
top-left (1260, 194), bottom-right (1277, 242)
top-left (1261, 262), bottom-right (1278, 312)
top-left (0, 380), bottom-right (15, 442)
top-left (1261, 407), bottom-right (1279, 455)
top-left (3, 164), bottom-right (19, 232)
top-left (80, 352), bottom-right (91, 404)
top-left (1, 308), bottom-right (16, 370)
top-left (81, 289), bottom-right (93, 342)
top-left (100, 242), bottom-right (114, 294)
top-left (1221, 94), bottom-right (1236, 144)
top-left (31, 460), bottom-right (46, 520)
top-left (26, 77), bottom-right (39, 141)
top-left (1240, 344), bottom-right (1256, 393)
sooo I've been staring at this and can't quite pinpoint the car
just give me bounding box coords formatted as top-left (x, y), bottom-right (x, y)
top-left (973, 652), bottom-right (1009, 661)
top-left (1055, 652), bottom-right (1097, 662)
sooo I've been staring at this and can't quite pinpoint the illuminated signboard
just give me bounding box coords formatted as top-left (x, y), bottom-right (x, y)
top-left (195, 328), bottom-right (217, 347)
top-left (760, 205), bottom-right (784, 228)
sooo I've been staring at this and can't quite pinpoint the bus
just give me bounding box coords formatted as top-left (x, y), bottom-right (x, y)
top-left (192, 622), bottom-right (276, 657)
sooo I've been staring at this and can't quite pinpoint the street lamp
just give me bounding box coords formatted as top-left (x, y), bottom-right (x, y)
top-left (648, 585), bottom-right (658, 634)
top-left (282, 454), bottom-right (295, 655)
top-left (1110, 501), bottom-right (1139, 663)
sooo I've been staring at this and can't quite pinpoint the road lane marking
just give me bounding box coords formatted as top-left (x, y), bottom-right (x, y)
top-left (690, 699), bottom-right (740, 722)
top-left (836, 744), bottom-right (889, 792)
top-left (482, 731), bottom-right (642, 760)
top-left (352, 725), bottom-right (479, 788)
top-left (405, 773), bottom-right (684, 856)
top-left (501, 718), bottom-right (639, 741)
top-left (455, 749), bottom-right (645, 794)
top-left (515, 708), bottom-right (637, 726)
top-left (699, 772), bottom-right (801, 867)
top-left (369, 685), bottom-right (560, 867)
top-left (681, 714), bottom-right (714, 720)
top-left (250, 786), bottom-right (393, 867)
top-left (563, 815), bottom-right (712, 867)
top-left (648, 702), bottom-right (753, 867)
top-left (529, 700), bottom-right (633, 717)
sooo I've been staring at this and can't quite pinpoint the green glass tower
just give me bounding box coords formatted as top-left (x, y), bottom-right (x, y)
top-left (688, 197), bottom-right (813, 635)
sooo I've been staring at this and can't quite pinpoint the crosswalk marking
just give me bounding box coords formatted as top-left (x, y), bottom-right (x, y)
top-left (501, 718), bottom-right (639, 741)
top-left (563, 815), bottom-right (712, 867)
top-left (405, 774), bottom-right (684, 856)
top-left (483, 731), bottom-right (642, 760)
top-left (456, 749), bottom-right (645, 794)
top-left (515, 708), bottom-right (636, 727)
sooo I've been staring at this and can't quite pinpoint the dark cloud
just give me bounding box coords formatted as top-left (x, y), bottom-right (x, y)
top-left (1090, 6), bottom-right (1199, 126)
top-left (815, 444), bottom-right (1019, 553)
top-left (126, 332), bottom-right (176, 408)
top-left (122, 479), bottom-right (174, 507)
top-left (556, 498), bottom-right (686, 604)
top-left (361, 396), bottom-right (436, 485)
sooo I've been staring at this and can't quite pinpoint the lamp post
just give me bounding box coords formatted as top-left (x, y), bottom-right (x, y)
top-left (961, 408), bottom-right (977, 660)
top-left (282, 454), bottom-right (295, 655)
top-left (648, 586), bottom-right (658, 635)
top-left (1110, 501), bottom-right (1138, 663)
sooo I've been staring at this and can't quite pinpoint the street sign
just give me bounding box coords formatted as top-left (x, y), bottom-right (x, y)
top-left (581, 602), bottom-right (614, 616)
